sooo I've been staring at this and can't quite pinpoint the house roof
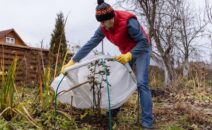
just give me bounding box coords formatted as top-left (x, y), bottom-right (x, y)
top-left (0, 29), bottom-right (14, 39)
top-left (0, 28), bottom-right (27, 46)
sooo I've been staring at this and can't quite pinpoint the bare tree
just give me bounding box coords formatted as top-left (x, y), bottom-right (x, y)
top-left (205, 0), bottom-right (212, 24)
top-left (205, 0), bottom-right (212, 64)
top-left (175, 1), bottom-right (207, 78)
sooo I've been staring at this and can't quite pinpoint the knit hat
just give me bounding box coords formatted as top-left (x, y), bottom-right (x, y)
top-left (96, 0), bottom-right (115, 22)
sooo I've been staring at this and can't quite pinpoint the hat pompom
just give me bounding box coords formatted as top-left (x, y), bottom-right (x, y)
top-left (97, 0), bottom-right (104, 5)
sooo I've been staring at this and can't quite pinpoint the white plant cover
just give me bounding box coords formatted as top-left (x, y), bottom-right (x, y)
top-left (51, 55), bottom-right (137, 109)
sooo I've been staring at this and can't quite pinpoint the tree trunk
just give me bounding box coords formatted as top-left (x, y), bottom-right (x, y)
top-left (183, 57), bottom-right (189, 78)
top-left (164, 66), bottom-right (171, 86)
top-left (163, 55), bottom-right (175, 86)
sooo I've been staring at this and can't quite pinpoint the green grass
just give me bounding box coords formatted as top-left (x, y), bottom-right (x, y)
top-left (0, 56), bottom-right (17, 118)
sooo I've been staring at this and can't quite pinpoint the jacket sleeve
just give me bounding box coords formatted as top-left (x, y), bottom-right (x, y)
top-left (72, 26), bottom-right (105, 62)
top-left (127, 18), bottom-right (150, 59)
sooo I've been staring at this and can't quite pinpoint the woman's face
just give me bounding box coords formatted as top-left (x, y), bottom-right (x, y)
top-left (101, 18), bottom-right (114, 30)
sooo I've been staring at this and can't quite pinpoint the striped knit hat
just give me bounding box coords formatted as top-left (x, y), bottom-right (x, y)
top-left (96, 0), bottom-right (115, 22)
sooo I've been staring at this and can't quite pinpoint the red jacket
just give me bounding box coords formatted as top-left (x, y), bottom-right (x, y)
top-left (101, 10), bottom-right (150, 54)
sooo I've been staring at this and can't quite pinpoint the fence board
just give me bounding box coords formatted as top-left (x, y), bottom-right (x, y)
top-left (0, 44), bottom-right (72, 86)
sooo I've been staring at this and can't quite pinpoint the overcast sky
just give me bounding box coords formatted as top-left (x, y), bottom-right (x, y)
top-left (0, 0), bottom-right (120, 55)
top-left (0, 0), bottom-right (211, 62)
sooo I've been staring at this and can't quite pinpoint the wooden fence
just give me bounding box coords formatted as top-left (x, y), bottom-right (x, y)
top-left (0, 44), bottom-right (211, 87)
top-left (0, 44), bottom-right (71, 86)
